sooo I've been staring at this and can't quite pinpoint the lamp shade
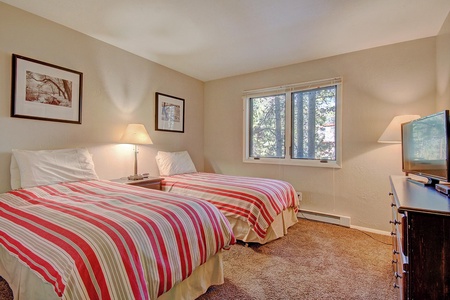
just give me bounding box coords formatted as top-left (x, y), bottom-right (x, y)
top-left (378, 115), bottom-right (421, 143)
top-left (120, 124), bottom-right (153, 145)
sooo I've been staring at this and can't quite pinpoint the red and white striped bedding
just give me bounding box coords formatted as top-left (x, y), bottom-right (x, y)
top-left (161, 172), bottom-right (299, 240)
top-left (0, 180), bottom-right (235, 300)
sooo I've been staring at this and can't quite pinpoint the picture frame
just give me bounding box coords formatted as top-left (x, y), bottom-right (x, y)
top-left (11, 54), bottom-right (83, 124)
top-left (155, 92), bottom-right (185, 133)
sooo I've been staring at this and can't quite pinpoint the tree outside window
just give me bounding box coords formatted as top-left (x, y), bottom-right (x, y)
top-left (249, 94), bottom-right (286, 158)
top-left (292, 86), bottom-right (336, 161)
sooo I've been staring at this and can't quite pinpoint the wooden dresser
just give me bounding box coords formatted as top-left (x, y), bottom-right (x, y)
top-left (389, 176), bottom-right (450, 300)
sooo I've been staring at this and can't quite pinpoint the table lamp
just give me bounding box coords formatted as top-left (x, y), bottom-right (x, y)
top-left (120, 123), bottom-right (153, 180)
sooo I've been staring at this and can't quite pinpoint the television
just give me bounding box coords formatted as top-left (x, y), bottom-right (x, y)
top-left (401, 110), bottom-right (450, 186)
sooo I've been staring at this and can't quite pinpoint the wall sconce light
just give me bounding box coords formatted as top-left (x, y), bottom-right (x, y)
top-left (120, 123), bottom-right (153, 180)
top-left (378, 115), bottom-right (420, 143)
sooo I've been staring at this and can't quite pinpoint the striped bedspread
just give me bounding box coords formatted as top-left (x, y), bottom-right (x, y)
top-left (161, 173), bottom-right (299, 239)
top-left (0, 180), bottom-right (235, 300)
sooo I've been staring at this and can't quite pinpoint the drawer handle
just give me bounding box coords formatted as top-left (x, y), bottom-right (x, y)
top-left (390, 202), bottom-right (396, 207)
top-left (393, 283), bottom-right (400, 289)
top-left (389, 192), bottom-right (393, 196)
top-left (392, 259), bottom-right (398, 264)
top-left (389, 220), bottom-right (401, 225)
top-left (393, 250), bottom-right (399, 255)
top-left (394, 272), bottom-right (402, 279)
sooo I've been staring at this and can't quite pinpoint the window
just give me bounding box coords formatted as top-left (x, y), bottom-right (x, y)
top-left (249, 94), bottom-right (286, 158)
top-left (243, 78), bottom-right (342, 168)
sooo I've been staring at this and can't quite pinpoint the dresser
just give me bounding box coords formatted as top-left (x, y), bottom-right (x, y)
top-left (389, 175), bottom-right (450, 300)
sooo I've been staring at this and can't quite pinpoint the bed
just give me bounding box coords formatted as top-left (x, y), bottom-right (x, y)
top-left (155, 151), bottom-right (300, 244)
top-left (1, 148), bottom-right (235, 300)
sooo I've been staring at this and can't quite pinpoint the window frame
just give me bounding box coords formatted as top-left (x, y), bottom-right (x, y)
top-left (243, 77), bottom-right (342, 168)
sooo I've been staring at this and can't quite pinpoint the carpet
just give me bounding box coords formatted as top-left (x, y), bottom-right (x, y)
top-left (0, 219), bottom-right (397, 300)
top-left (0, 277), bottom-right (12, 300)
top-left (198, 218), bottom-right (397, 300)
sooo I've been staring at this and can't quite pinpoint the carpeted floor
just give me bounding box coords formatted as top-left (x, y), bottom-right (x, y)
top-left (0, 219), bottom-right (397, 300)
top-left (0, 276), bottom-right (12, 300)
top-left (198, 218), bottom-right (398, 300)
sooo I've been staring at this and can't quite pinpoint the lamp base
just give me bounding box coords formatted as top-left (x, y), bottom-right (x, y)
top-left (128, 174), bottom-right (144, 180)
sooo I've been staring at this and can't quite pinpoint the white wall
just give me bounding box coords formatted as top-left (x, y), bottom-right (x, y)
top-left (437, 11), bottom-right (450, 110)
top-left (0, 3), bottom-right (205, 193)
top-left (204, 38), bottom-right (436, 232)
top-left (0, 2), bottom-right (444, 232)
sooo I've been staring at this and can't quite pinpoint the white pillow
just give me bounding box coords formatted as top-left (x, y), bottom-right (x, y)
top-left (10, 155), bottom-right (21, 190)
top-left (10, 148), bottom-right (95, 190)
top-left (12, 148), bottom-right (99, 189)
top-left (155, 151), bottom-right (197, 176)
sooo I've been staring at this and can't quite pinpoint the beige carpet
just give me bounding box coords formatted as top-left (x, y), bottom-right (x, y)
top-left (198, 218), bottom-right (398, 300)
top-left (0, 277), bottom-right (12, 300)
top-left (0, 219), bottom-right (397, 300)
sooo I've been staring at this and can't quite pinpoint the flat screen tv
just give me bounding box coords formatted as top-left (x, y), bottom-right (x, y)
top-left (401, 110), bottom-right (450, 186)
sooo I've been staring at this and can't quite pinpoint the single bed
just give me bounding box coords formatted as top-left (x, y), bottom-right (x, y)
top-left (1, 148), bottom-right (235, 300)
top-left (155, 151), bottom-right (300, 244)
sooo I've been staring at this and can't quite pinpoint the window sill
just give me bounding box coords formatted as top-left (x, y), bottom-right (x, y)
top-left (243, 158), bottom-right (342, 168)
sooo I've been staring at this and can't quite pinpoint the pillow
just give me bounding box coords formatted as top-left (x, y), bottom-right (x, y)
top-left (10, 148), bottom-right (97, 189)
top-left (12, 148), bottom-right (99, 189)
top-left (10, 155), bottom-right (21, 190)
top-left (155, 151), bottom-right (197, 176)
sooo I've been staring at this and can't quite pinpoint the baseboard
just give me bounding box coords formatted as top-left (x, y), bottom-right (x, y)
top-left (298, 209), bottom-right (391, 235)
top-left (298, 209), bottom-right (351, 227)
top-left (350, 225), bottom-right (391, 236)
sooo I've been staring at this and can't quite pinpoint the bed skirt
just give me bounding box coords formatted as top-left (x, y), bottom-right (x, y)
top-left (228, 208), bottom-right (298, 244)
top-left (0, 245), bottom-right (224, 300)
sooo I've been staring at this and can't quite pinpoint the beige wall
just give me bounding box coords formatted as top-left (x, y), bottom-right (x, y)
top-left (204, 38), bottom-right (436, 232)
top-left (0, 2), bottom-right (445, 232)
top-left (0, 3), bottom-right (205, 193)
top-left (437, 12), bottom-right (450, 110)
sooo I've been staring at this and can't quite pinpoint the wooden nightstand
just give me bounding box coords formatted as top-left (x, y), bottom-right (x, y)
top-left (111, 177), bottom-right (164, 191)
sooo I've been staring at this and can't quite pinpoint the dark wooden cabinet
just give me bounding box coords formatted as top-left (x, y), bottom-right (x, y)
top-left (390, 176), bottom-right (450, 300)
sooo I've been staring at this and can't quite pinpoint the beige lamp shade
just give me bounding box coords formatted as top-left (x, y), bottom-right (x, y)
top-left (120, 124), bottom-right (153, 145)
top-left (378, 115), bottom-right (421, 143)
top-left (120, 123), bottom-right (152, 180)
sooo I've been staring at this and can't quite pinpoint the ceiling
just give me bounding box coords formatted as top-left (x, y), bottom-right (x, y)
top-left (2, 0), bottom-right (450, 82)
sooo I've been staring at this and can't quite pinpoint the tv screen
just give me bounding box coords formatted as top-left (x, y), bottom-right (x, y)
top-left (401, 110), bottom-right (450, 185)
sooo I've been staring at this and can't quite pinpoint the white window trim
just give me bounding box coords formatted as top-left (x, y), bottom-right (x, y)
top-left (243, 77), bottom-right (343, 169)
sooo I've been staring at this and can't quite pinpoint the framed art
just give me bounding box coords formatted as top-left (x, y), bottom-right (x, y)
top-left (11, 54), bottom-right (83, 124)
top-left (155, 92), bottom-right (185, 133)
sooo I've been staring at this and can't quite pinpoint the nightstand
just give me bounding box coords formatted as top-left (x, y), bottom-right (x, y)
top-left (111, 177), bottom-right (164, 191)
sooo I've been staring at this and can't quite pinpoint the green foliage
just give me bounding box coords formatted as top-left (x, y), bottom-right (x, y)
top-left (292, 86), bottom-right (336, 160)
top-left (250, 94), bottom-right (285, 157)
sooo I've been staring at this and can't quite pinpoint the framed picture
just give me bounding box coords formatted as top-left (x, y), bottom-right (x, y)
top-left (11, 54), bottom-right (83, 124)
top-left (155, 92), bottom-right (185, 133)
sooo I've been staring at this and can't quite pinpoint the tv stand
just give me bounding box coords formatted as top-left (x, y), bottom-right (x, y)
top-left (390, 176), bottom-right (450, 299)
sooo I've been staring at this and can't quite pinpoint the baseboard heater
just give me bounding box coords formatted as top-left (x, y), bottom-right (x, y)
top-left (298, 209), bottom-right (351, 227)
